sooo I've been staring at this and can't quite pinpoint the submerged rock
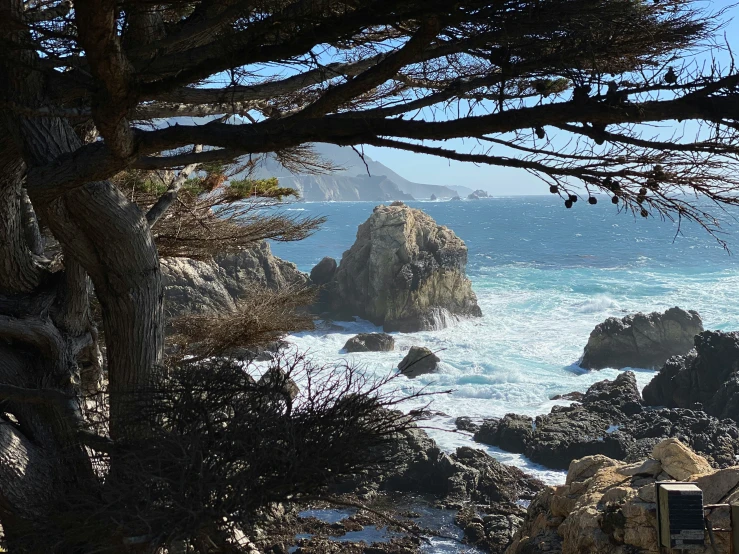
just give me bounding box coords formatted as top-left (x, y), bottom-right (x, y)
top-left (343, 333), bottom-right (395, 353)
top-left (643, 330), bottom-right (739, 421)
top-left (580, 307), bottom-right (703, 370)
top-left (318, 204), bottom-right (481, 332)
top-left (398, 346), bottom-right (440, 378)
top-left (508, 439), bottom-right (733, 554)
top-left (162, 241), bottom-right (311, 318)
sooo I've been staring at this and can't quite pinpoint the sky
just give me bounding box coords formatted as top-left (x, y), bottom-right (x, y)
top-left (362, 0), bottom-right (739, 195)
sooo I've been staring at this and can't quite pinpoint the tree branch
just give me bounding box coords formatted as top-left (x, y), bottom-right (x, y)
top-left (146, 144), bottom-right (203, 226)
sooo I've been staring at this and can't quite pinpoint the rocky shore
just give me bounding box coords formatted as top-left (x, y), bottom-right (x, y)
top-left (157, 206), bottom-right (739, 553)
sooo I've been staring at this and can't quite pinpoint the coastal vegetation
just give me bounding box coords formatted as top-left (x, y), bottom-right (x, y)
top-left (2, 0), bottom-right (739, 552)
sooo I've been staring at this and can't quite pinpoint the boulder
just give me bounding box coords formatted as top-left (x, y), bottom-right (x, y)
top-left (342, 333), bottom-right (395, 353)
top-left (580, 307), bottom-right (703, 370)
top-left (398, 346), bottom-right (440, 378)
top-left (652, 438), bottom-right (712, 480)
top-left (320, 204), bottom-right (481, 332)
top-left (472, 371), bottom-right (739, 470)
top-left (162, 241), bottom-right (311, 318)
top-left (507, 441), bottom-right (733, 554)
top-left (643, 330), bottom-right (739, 421)
top-left (309, 256), bottom-right (337, 286)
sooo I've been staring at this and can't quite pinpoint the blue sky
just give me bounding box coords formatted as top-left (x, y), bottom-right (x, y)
top-left (363, 0), bottom-right (739, 195)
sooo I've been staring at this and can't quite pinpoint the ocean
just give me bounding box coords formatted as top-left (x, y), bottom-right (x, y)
top-left (269, 196), bottom-right (739, 484)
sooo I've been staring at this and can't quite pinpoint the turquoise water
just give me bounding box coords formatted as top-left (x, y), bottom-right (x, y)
top-left (269, 197), bottom-right (739, 482)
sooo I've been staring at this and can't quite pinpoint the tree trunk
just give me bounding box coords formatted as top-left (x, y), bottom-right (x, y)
top-left (0, 0), bottom-right (165, 548)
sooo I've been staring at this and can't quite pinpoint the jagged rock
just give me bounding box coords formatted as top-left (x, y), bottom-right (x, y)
top-left (331, 415), bottom-right (543, 518)
top-left (643, 330), bottom-right (739, 421)
top-left (450, 195), bottom-right (461, 201)
top-left (507, 440), bottom-right (734, 554)
top-left (320, 204), bottom-right (481, 332)
top-left (550, 391), bottom-right (584, 402)
top-left (162, 241), bottom-right (311, 318)
top-left (430, 194), bottom-right (437, 201)
top-left (309, 257), bottom-right (337, 286)
top-left (342, 333), bottom-right (395, 353)
top-left (455, 416), bottom-right (480, 434)
top-left (580, 307), bottom-right (703, 370)
top-left (472, 372), bottom-right (739, 470)
top-left (397, 346), bottom-right (440, 378)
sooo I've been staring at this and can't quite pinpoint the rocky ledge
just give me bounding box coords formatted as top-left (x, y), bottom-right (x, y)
top-left (462, 371), bottom-right (739, 470)
top-left (580, 307), bottom-right (703, 370)
top-left (508, 438), bottom-right (736, 554)
top-left (314, 203), bottom-right (481, 332)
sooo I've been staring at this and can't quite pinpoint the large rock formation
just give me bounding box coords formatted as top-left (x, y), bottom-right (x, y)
top-left (507, 439), bottom-right (736, 554)
top-left (580, 307), bottom-right (703, 370)
top-left (643, 330), bottom-right (739, 421)
top-left (162, 241), bottom-right (311, 317)
top-left (465, 371), bottom-right (739, 470)
top-left (316, 203), bottom-right (482, 332)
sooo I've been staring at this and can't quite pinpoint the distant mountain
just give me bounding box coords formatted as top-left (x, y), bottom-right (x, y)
top-left (448, 184), bottom-right (476, 197)
top-left (240, 143), bottom-right (462, 201)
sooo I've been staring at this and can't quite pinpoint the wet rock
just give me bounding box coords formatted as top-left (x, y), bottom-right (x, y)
top-left (397, 346), bottom-right (440, 378)
top-left (343, 333), bottom-right (395, 353)
top-left (472, 371), bottom-right (739, 470)
top-left (643, 330), bottom-right (739, 422)
top-left (580, 307), bottom-right (703, 370)
top-left (455, 416), bottom-right (480, 434)
top-left (550, 391), bottom-right (584, 402)
top-left (319, 203), bottom-right (481, 332)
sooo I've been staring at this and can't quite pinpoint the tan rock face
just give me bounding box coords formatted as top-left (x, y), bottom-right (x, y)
top-left (162, 241), bottom-right (310, 318)
top-left (324, 204), bottom-right (481, 332)
top-left (652, 438), bottom-right (712, 480)
top-left (506, 440), bottom-right (731, 554)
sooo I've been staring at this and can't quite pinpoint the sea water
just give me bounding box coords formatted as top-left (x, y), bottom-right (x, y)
top-left (270, 196), bottom-right (739, 484)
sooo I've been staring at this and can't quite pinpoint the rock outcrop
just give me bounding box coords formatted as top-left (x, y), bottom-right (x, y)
top-left (465, 371), bottom-right (739, 470)
top-left (643, 330), bottom-right (739, 422)
top-left (343, 333), bottom-right (395, 353)
top-left (507, 439), bottom-right (736, 554)
top-left (467, 189), bottom-right (489, 200)
top-left (398, 346), bottom-right (440, 378)
top-left (333, 419), bottom-right (543, 553)
top-left (316, 203), bottom-right (482, 332)
top-left (580, 307), bottom-right (703, 370)
top-left (162, 241), bottom-right (310, 318)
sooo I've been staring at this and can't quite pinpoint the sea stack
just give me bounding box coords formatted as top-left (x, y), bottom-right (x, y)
top-left (315, 203), bottom-right (481, 332)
